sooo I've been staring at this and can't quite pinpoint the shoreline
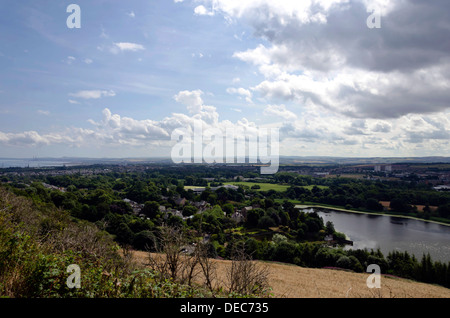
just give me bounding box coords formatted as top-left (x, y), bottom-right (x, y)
top-left (294, 204), bottom-right (450, 227)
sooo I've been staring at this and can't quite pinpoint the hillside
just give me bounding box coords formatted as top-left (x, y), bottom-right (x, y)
top-left (132, 251), bottom-right (450, 298)
top-left (0, 186), bottom-right (211, 298)
top-left (1, 183), bottom-right (449, 299)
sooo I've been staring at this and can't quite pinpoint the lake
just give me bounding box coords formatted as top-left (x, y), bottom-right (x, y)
top-left (304, 208), bottom-right (450, 263)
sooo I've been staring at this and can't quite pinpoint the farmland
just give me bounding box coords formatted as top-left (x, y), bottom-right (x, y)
top-left (223, 182), bottom-right (329, 192)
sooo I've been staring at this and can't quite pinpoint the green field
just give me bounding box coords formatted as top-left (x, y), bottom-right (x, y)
top-left (185, 182), bottom-right (328, 192)
top-left (224, 182), bottom-right (328, 192)
top-left (224, 182), bottom-right (290, 192)
top-left (184, 185), bottom-right (205, 190)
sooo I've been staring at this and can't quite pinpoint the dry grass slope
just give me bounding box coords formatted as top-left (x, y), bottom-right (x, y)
top-left (132, 251), bottom-right (450, 298)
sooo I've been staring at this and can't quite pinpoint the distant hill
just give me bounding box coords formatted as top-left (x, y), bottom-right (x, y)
top-left (1, 156), bottom-right (449, 169)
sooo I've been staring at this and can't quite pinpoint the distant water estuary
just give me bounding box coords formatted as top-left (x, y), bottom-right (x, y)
top-left (303, 208), bottom-right (450, 263)
top-left (0, 159), bottom-right (70, 168)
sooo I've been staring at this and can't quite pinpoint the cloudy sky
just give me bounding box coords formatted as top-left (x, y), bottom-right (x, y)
top-left (0, 0), bottom-right (449, 159)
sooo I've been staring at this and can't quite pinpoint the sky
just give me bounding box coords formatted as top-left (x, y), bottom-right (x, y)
top-left (0, 0), bottom-right (449, 159)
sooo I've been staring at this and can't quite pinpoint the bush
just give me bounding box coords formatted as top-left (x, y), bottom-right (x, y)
top-left (258, 215), bottom-right (276, 229)
top-left (336, 256), bottom-right (352, 269)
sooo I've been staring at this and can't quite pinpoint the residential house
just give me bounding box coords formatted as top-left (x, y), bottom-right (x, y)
top-left (240, 206), bottom-right (253, 217)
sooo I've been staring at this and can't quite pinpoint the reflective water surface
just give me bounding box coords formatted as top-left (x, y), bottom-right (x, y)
top-left (309, 209), bottom-right (450, 263)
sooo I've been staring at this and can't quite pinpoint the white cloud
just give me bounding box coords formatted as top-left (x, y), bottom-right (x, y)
top-left (1, 91), bottom-right (449, 156)
top-left (127, 11), bottom-right (135, 18)
top-left (65, 56), bottom-right (76, 65)
top-left (252, 64), bottom-right (450, 119)
top-left (84, 58), bottom-right (93, 64)
top-left (192, 0), bottom-right (450, 121)
top-left (37, 110), bottom-right (50, 116)
top-left (111, 42), bottom-right (145, 54)
top-left (174, 90), bottom-right (205, 114)
top-left (68, 99), bottom-right (80, 104)
top-left (0, 130), bottom-right (75, 147)
top-left (263, 104), bottom-right (297, 121)
top-left (190, 0), bottom-right (350, 24)
top-left (226, 87), bottom-right (253, 103)
top-left (194, 5), bottom-right (214, 16)
top-left (69, 90), bottom-right (116, 99)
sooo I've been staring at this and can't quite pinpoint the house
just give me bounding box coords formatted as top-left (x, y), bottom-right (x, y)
top-left (174, 197), bottom-right (186, 206)
top-left (434, 185), bottom-right (450, 191)
top-left (379, 201), bottom-right (390, 211)
top-left (123, 198), bottom-right (144, 214)
top-left (231, 211), bottom-right (245, 223)
top-left (240, 206), bottom-right (253, 217)
top-left (164, 208), bottom-right (183, 219)
top-left (193, 200), bottom-right (209, 211)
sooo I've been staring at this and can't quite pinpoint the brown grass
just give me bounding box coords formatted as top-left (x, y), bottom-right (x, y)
top-left (131, 251), bottom-right (450, 298)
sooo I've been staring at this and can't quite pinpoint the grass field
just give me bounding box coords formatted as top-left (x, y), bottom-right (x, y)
top-left (224, 182), bottom-right (290, 192)
top-left (185, 182), bottom-right (328, 192)
top-left (224, 182), bottom-right (328, 192)
top-left (132, 251), bottom-right (450, 298)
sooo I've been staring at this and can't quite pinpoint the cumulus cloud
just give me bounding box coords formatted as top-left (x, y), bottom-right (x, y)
top-left (194, 5), bottom-right (214, 16)
top-left (174, 90), bottom-right (205, 114)
top-left (192, 0), bottom-right (450, 120)
top-left (0, 130), bottom-right (75, 147)
top-left (226, 87), bottom-right (253, 103)
top-left (263, 104), bottom-right (297, 121)
top-left (1, 89), bottom-right (449, 156)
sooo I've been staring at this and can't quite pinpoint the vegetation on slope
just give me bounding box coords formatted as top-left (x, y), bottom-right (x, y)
top-left (0, 186), bottom-right (256, 298)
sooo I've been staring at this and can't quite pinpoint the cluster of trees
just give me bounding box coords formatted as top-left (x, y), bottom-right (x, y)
top-left (275, 173), bottom-right (450, 221)
top-left (222, 236), bottom-right (450, 288)
top-left (2, 164), bottom-right (450, 289)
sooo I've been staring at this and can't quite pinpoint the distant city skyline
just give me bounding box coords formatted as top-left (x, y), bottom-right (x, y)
top-left (0, 0), bottom-right (449, 159)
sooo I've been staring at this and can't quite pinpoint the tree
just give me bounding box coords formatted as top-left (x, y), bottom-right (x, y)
top-left (133, 230), bottom-right (157, 251)
top-left (258, 215), bottom-right (276, 229)
top-left (182, 205), bottom-right (197, 217)
top-left (325, 221), bottom-right (335, 235)
top-left (272, 234), bottom-right (288, 245)
top-left (390, 197), bottom-right (411, 213)
top-left (222, 203), bottom-right (235, 216)
top-left (225, 245), bottom-right (270, 296)
top-left (365, 198), bottom-right (383, 211)
top-left (116, 222), bottom-right (135, 245)
top-left (264, 198), bottom-right (274, 209)
top-left (437, 204), bottom-right (450, 218)
top-left (142, 201), bottom-right (160, 219)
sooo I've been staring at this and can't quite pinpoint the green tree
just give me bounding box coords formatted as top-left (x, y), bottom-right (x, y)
top-left (245, 208), bottom-right (264, 228)
top-left (182, 205), bottom-right (197, 217)
top-left (142, 201), bottom-right (160, 219)
top-left (258, 215), bottom-right (276, 229)
top-left (325, 221), bottom-right (335, 235)
top-left (222, 203), bottom-right (235, 216)
top-left (365, 198), bottom-right (383, 211)
top-left (390, 197), bottom-right (411, 213)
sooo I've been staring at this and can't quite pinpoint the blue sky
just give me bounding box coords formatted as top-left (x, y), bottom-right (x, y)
top-left (0, 0), bottom-right (449, 158)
